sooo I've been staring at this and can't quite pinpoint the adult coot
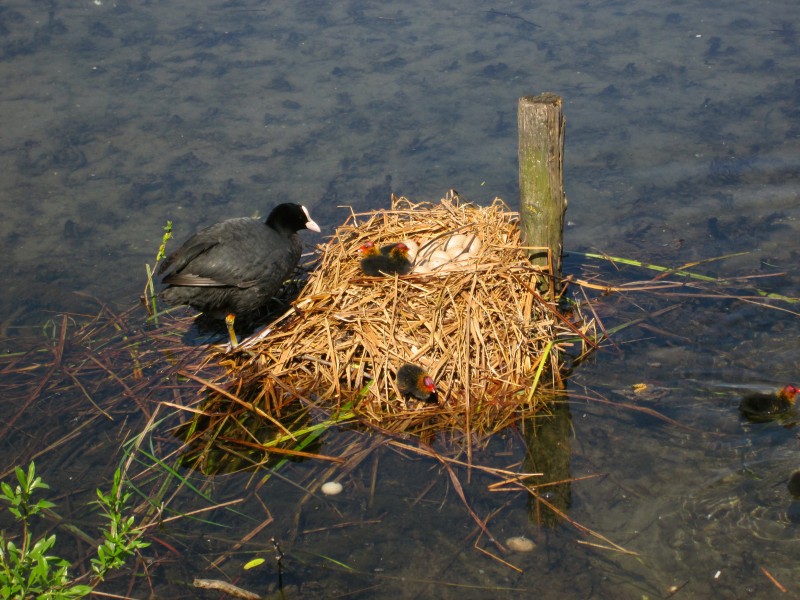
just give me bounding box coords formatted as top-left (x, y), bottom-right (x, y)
top-left (159, 203), bottom-right (320, 346)
top-left (738, 385), bottom-right (799, 421)
top-left (396, 363), bottom-right (437, 403)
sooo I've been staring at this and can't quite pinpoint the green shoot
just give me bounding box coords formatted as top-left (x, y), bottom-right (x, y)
top-left (144, 221), bottom-right (173, 323)
top-left (0, 462), bottom-right (149, 599)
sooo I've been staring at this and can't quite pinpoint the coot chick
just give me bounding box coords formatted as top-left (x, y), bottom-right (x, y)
top-left (360, 242), bottom-right (413, 276)
top-left (738, 385), bottom-right (799, 421)
top-left (396, 363), bottom-right (437, 403)
top-left (357, 241), bottom-right (381, 258)
top-left (159, 203), bottom-right (320, 346)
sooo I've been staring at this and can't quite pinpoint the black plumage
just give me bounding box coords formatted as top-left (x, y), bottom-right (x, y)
top-left (738, 385), bottom-right (799, 421)
top-left (159, 203), bottom-right (320, 323)
top-left (396, 363), bottom-right (437, 403)
top-left (360, 242), bottom-right (413, 276)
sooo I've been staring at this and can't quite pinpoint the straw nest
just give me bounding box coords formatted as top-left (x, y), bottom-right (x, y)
top-left (221, 192), bottom-right (595, 439)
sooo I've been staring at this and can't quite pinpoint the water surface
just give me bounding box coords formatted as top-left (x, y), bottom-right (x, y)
top-left (1, 0), bottom-right (798, 597)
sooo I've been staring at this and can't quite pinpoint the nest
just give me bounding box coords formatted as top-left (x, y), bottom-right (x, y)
top-left (223, 192), bottom-right (595, 439)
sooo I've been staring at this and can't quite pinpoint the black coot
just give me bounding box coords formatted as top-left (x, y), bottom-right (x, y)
top-left (159, 203), bottom-right (320, 344)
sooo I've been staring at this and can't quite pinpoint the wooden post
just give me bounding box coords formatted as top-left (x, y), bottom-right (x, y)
top-left (518, 94), bottom-right (567, 290)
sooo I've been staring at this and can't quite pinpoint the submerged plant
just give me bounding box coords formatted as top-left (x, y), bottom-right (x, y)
top-left (0, 462), bottom-right (149, 599)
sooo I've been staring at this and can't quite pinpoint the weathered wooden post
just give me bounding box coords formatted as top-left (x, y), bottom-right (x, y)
top-left (518, 93), bottom-right (567, 296)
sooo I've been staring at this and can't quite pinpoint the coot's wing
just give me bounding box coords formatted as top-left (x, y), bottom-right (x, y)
top-left (200, 222), bottom-right (301, 289)
top-left (159, 219), bottom-right (255, 286)
top-left (158, 228), bottom-right (222, 277)
top-left (162, 218), bottom-right (300, 290)
top-left (161, 272), bottom-right (256, 287)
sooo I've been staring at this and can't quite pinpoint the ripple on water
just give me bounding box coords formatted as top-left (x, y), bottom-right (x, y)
top-left (677, 461), bottom-right (800, 548)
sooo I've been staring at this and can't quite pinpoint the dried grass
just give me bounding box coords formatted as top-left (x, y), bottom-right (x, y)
top-left (216, 192), bottom-right (596, 440)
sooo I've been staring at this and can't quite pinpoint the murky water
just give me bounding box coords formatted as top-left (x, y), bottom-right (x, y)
top-left (1, 0), bottom-right (799, 598)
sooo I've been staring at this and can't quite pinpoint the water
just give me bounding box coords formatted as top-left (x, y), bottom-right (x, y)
top-left (1, 0), bottom-right (799, 597)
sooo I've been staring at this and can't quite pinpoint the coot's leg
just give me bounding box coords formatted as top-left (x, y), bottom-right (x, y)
top-left (225, 313), bottom-right (239, 348)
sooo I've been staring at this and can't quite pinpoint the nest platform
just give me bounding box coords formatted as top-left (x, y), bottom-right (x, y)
top-left (220, 192), bottom-right (595, 439)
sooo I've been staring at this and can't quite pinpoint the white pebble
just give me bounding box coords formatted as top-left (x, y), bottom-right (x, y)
top-left (506, 536), bottom-right (536, 552)
top-left (320, 481), bottom-right (343, 496)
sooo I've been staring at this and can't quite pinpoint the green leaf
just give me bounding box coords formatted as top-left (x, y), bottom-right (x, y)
top-left (66, 584), bottom-right (93, 596)
top-left (0, 481), bottom-right (14, 500)
top-left (16, 465), bottom-right (29, 489)
top-left (34, 499), bottom-right (56, 511)
top-left (243, 558), bottom-right (265, 570)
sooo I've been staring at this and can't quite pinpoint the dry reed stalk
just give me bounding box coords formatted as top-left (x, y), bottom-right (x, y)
top-left (0, 301), bottom-right (216, 477)
top-left (214, 192), bottom-right (596, 440)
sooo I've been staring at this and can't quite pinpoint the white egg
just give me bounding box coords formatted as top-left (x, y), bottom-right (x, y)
top-left (412, 262), bottom-right (431, 274)
top-left (445, 244), bottom-right (466, 259)
top-left (427, 250), bottom-right (452, 271)
top-left (506, 536), bottom-right (536, 552)
top-left (415, 239), bottom-right (438, 261)
top-left (463, 235), bottom-right (482, 254)
top-left (401, 239), bottom-right (419, 260)
top-left (320, 481), bottom-right (343, 496)
top-left (415, 237), bottom-right (431, 252)
top-left (443, 234), bottom-right (467, 252)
